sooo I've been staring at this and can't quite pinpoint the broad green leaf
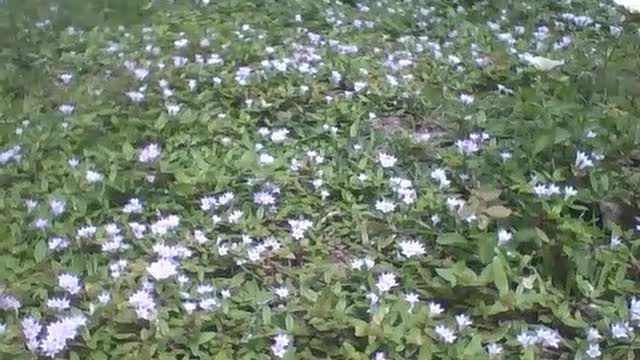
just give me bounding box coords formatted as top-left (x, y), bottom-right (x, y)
top-left (484, 206), bottom-right (512, 219)
top-left (492, 256), bottom-right (509, 297)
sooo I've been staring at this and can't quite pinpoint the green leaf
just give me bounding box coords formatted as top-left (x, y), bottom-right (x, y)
top-left (285, 313), bottom-right (295, 332)
top-left (533, 133), bottom-right (552, 155)
top-left (301, 287), bottom-right (318, 302)
top-left (372, 305), bottom-right (389, 325)
top-left (478, 235), bottom-right (495, 265)
top-left (473, 188), bottom-right (502, 202)
top-left (418, 337), bottom-right (432, 360)
top-left (492, 256), bottom-right (509, 297)
top-left (214, 351), bottom-right (232, 360)
top-left (484, 205), bottom-right (512, 219)
top-left (261, 306), bottom-right (272, 325)
top-left (352, 319), bottom-right (368, 337)
top-left (197, 332), bottom-right (217, 345)
top-left (463, 335), bottom-right (484, 356)
top-left (435, 268), bottom-right (457, 286)
top-left (436, 233), bottom-right (466, 245)
top-left (91, 351), bottom-right (108, 360)
top-left (535, 227), bottom-right (550, 243)
top-left (34, 240), bottom-right (47, 262)
top-left (554, 128), bottom-right (572, 143)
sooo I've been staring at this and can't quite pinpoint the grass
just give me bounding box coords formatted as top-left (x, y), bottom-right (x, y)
top-left (1, 0), bottom-right (640, 359)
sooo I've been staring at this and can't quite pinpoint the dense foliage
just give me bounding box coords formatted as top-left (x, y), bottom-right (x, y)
top-left (1, 0), bottom-right (640, 359)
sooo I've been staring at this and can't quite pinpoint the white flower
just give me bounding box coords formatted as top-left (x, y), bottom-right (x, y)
top-left (630, 298), bottom-right (640, 321)
top-left (123, 198), bottom-right (143, 214)
top-left (25, 199), bottom-right (38, 212)
top-left (274, 286), bottom-right (290, 299)
top-left (47, 297), bottom-right (70, 311)
top-left (254, 191), bottom-right (276, 206)
top-left (271, 333), bottom-right (290, 358)
top-left (86, 170), bottom-right (103, 183)
top-left (67, 158), bottom-right (80, 168)
top-left (183, 302), bottom-right (197, 314)
top-left (375, 273), bottom-right (397, 293)
top-left (59, 73), bottom-right (73, 84)
top-left (516, 331), bottom-right (537, 347)
top-left (138, 143), bottom-right (161, 163)
top-left (524, 55), bottom-right (564, 71)
top-left (174, 38), bottom-right (189, 48)
top-left (611, 321), bottom-right (633, 339)
top-left (126, 91), bottom-right (145, 103)
top-left (153, 243), bottom-right (191, 259)
top-left (587, 327), bottom-right (602, 342)
top-left (536, 328), bottom-right (561, 348)
top-left (459, 94), bottom-right (474, 105)
top-left (522, 275), bottom-right (536, 290)
top-left (455, 314), bottom-right (473, 330)
top-left (147, 259), bottom-right (177, 280)
top-left (430, 168), bottom-right (450, 189)
top-left (288, 218), bottom-right (312, 240)
top-left (129, 222), bottom-right (146, 239)
top-left (366, 292), bottom-right (379, 306)
top-left (109, 259), bottom-right (128, 279)
top-left (351, 258), bottom-right (365, 270)
top-left (220, 289), bottom-right (231, 299)
top-left (48, 237), bottom-right (69, 251)
top-left (98, 291), bottom-right (111, 304)
top-left (228, 210), bottom-right (243, 223)
top-left (128, 289), bottom-right (156, 320)
top-left (373, 352), bottom-right (387, 360)
top-left (58, 274), bottom-right (81, 295)
top-left (375, 199), bottom-right (396, 214)
top-left (199, 297), bottom-right (219, 310)
top-left (105, 223), bottom-right (120, 235)
top-left (166, 103), bottom-right (182, 116)
top-left (33, 218), bottom-right (49, 229)
top-left (354, 81), bottom-right (367, 92)
top-left (534, 183), bottom-right (561, 198)
top-left (59, 104), bottom-right (75, 115)
top-left (49, 199), bottom-right (66, 216)
top-left (563, 186), bottom-right (577, 200)
top-left (405, 292), bottom-right (419, 311)
top-left (613, 0), bottom-right (640, 13)
top-left (575, 151), bottom-right (594, 169)
top-left (377, 152), bottom-right (397, 168)
top-left (188, 79), bottom-right (198, 91)
top-left (259, 153), bottom-right (275, 165)
top-left (486, 343), bottom-right (503, 358)
top-left (585, 343), bottom-right (601, 358)
top-left (398, 239), bottom-right (426, 258)
top-left (434, 324), bottom-right (456, 343)
top-left (39, 315), bottom-right (87, 358)
top-left (610, 234), bottom-right (622, 248)
top-left (150, 215), bottom-right (181, 236)
top-left (193, 229), bottom-right (208, 244)
top-left (133, 68), bottom-right (149, 81)
top-left (21, 317), bottom-right (42, 350)
top-left (217, 192), bottom-right (234, 206)
top-left (363, 257), bottom-right (375, 269)
top-left (497, 229), bottom-right (512, 246)
top-left (611, 25), bottom-right (624, 37)
top-left (428, 302), bottom-right (445, 317)
top-left (270, 128), bottom-right (289, 143)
